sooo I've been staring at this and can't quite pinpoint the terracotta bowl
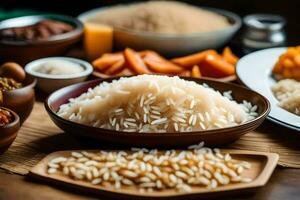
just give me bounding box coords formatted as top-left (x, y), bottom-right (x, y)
top-left (1, 75), bottom-right (37, 124)
top-left (0, 14), bottom-right (83, 65)
top-left (0, 107), bottom-right (20, 154)
top-left (45, 77), bottom-right (270, 147)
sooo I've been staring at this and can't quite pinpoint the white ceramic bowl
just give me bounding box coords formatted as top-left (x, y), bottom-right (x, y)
top-left (25, 57), bottom-right (93, 93)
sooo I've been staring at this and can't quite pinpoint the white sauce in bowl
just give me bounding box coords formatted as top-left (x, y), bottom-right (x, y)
top-left (34, 60), bottom-right (84, 75)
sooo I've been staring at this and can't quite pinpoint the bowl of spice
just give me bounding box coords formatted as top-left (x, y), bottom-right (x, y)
top-left (25, 57), bottom-right (93, 93)
top-left (0, 14), bottom-right (83, 64)
top-left (0, 62), bottom-right (37, 123)
top-left (0, 107), bottom-right (20, 154)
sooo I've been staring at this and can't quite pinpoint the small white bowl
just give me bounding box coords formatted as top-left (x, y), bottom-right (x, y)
top-left (25, 57), bottom-right (93, 93)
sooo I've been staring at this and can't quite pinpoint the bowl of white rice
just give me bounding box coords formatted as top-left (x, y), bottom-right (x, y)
top-left (45, 75), bottom-right (270, 147)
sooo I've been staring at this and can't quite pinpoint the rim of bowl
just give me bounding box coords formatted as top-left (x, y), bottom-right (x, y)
top-left (0, 107), bottom-right (20, 129)
top-left (78, 6), bottom-right (241, 38)
top-left (45, 77), bottom-right (271, 136)
top-left (0, 14), bottom-right (83, 46)
top-left (25, 57), bottom-right (93, 80)
top-left (2, 75), bottom-right (37, 95)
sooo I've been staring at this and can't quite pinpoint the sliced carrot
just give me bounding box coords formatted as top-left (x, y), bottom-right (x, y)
top-left (144, 59), bottom-right (184, 74)
top-left (139, 50), bottom-right (152, 58)
top-left (222, 47), bottom-right (239, 65)
top-left (143, 51), bottom-right (184, 74)
top-left (191, 65), bottom-right (202, 78)
top-left (104, 58), bottom-right (125, 75)
top-left (201, 54), bottom-right (235, 78)
top-left (92, 53), bottom-right (123, 72)
top-left (124, 48), bottom-right (151, 74)
top-left (171, 50), bottom-right (217, 68)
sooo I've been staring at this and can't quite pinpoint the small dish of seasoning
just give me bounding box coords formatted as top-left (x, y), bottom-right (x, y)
top-left (0, 107), bottom-right (20, 154)
top-left (25, 57), bottom-right (93, 93)
top-left (0, 62), bottom-right (36, 123)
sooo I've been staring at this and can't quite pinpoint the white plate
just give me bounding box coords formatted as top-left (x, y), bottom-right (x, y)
top-left (236, 47), bottom-right (300, 131)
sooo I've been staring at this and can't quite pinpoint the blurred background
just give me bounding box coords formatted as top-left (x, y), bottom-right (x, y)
top-left (1, 0), bottom-right (299, 45)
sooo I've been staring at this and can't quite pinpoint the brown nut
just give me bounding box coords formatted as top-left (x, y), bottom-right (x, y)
top-left (0, 62), bottom-right (26, 83)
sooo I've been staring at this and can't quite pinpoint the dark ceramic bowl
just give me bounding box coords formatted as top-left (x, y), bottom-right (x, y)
top-left (1, 75), bottom-right (37, 124)
top-left (0, 14), bottom-right (83, 65)
top-left (45, 77), bottom-right (270, 147)
top-left (0, 107), bottom-right (20, 154)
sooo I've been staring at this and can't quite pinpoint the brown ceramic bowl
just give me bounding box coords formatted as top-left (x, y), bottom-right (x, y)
top-left (45, 77), bottom-right (270, 147)
top-left (0, 107), bottom-right (20, 154)
top-left (1, 75), bottom-right (37, 124)
top-left (0, 14), bottom-right (83, 65)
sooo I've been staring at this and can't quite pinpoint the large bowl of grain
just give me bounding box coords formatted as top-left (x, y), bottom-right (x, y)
top-left (78, 1), bottom-right (241, 56)
top-left (45, 75), bottom-right (270, 147)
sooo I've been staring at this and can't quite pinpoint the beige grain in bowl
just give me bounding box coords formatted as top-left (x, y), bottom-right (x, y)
top-left (57, 75), bottom-right (258, 133)
top-left (78, 1), bottom-right (241, 56)
top-left (25, 57), bottom-right (93, 93)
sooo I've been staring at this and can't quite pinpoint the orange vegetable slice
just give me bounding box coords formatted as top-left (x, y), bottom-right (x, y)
top-left (124, 48), bottom-right (151, 74)
top-left (105, 58), bottom-right (125, 75)
top-left (171, 50), bottom-right (217, 68)
top-left (139, 50), bottom-right (152, 58)
top-left (222, 47), bottom-right (239, 65)
top-left (144, 59), bottom-right (184, 74)
top-left (92, 53), bottom-right (123, 72)
top-left (201, 54), bottom-right (235, 78)
top-left (143, 51), bottom-right (184, 74)
top-left (191, 65), bottom-right (202, 78)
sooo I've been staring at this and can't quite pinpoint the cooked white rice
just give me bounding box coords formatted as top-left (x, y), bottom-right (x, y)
top-left (57, 75), bottom-right (258, 132)
top-left (272, 79), bottom-right (300, 116)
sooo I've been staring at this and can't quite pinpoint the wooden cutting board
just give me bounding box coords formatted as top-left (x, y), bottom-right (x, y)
top-left (29, 150), bottom-right (278, 199)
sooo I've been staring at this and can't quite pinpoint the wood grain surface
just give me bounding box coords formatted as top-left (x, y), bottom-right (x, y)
top-left (1, 167), bottom-right (300, 200)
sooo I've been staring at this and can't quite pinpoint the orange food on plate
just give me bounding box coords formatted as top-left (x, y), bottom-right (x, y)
top-left (272, 46), bottom-right (300, 81)
top-left (104, 59), bottom-right (125, 75)
top-left (124, 48), bottom-right (151, 74)
top-left (171, 50), bottom-right (217, 68)
top-left (91, 47), bottom-right (238, 80)
top-left (143, 51), bottom-right (184, 74)
top-left (222, 47), bottom-right (239, 65)
top-left (201, 54), bottom-right (235, 78)
top-left (191, 65), bottom-right (202, 78)
top-left (92, 53), bottom-right (123, 71)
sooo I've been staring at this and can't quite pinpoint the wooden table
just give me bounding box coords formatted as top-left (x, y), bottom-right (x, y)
top-left (0, 167), bottom-right (299, 200)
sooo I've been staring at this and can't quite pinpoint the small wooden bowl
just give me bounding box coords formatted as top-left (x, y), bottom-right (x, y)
top-left (45, 77), bottom-right (270, 147)
top-left (1, 75), bottom-right (37, 124)
top-left (0, 107), bottom-right (20, 154)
